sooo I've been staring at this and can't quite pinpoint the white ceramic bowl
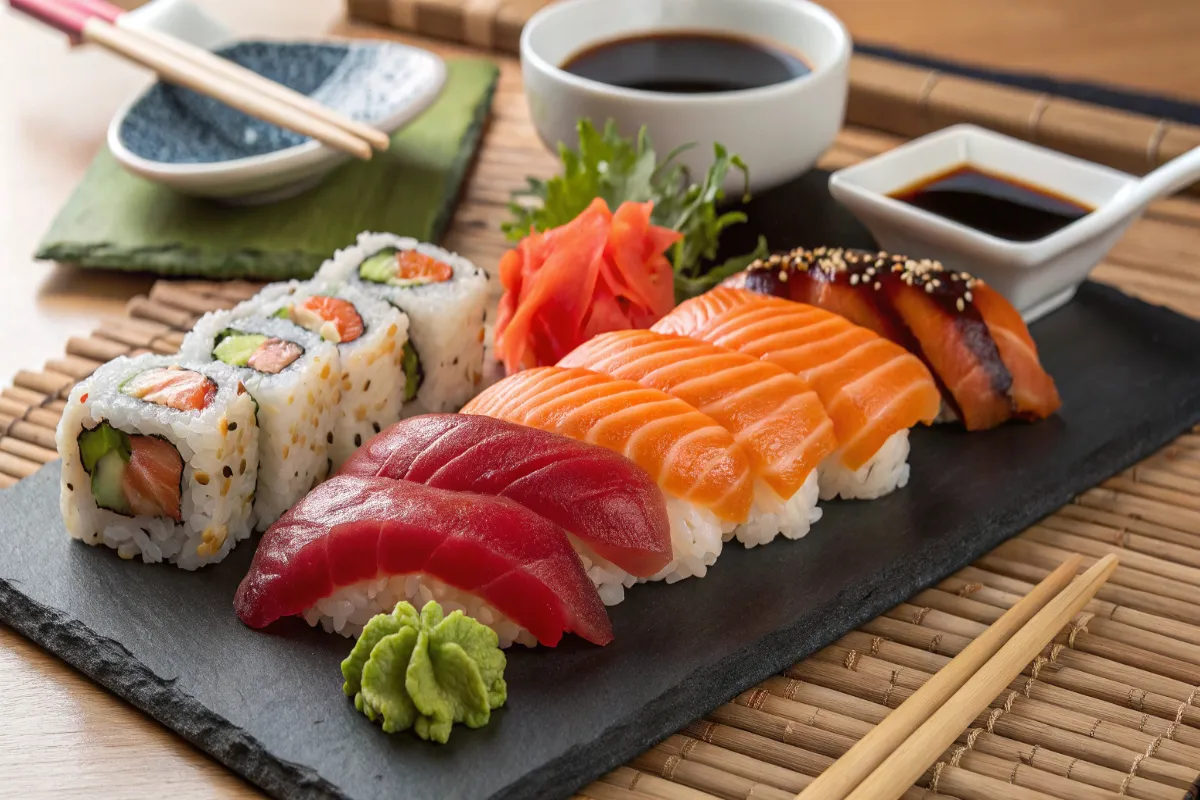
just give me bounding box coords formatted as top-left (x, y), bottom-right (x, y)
top-left (520, 0), bottom-right (851, 193)
top-left (829, 124), bottom-right (1141, 322)
top-left (106, 0), bottom-right (445, 204)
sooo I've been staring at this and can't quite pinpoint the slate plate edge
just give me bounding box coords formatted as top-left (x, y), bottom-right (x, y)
top-left (0, 579), bottom-right (347, 799)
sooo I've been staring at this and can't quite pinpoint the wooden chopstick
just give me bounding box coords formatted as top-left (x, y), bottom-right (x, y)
top-left (81, 18), bottom-right (374, 160)
top-left (65, 0), bottom-right (391, 152)
top-left (841, 553), bottom-right (1120, 800)
top-left (10, 0), bottom-right (375, 160)
top-left (795, 553), bottom-right (1084, 800)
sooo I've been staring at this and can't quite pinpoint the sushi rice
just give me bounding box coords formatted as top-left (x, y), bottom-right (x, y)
top-left (316, 232), bottom-right (490, 415)
top-left (739, 471), bottom-right (823, 548)
top-left (302, 573), bottom-right (538, 648)
top-left (819, 430), bottom-right (911, 501)
top-left (241, 280), bottom-right (411, 468)
top-left (57, 355), bottom-right (259, 569)
top-left (183, 312), bottom-right (340, 528)
top-left (571, 496), bottom-right (729, 605)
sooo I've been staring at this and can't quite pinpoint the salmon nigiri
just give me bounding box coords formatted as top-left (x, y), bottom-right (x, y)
top-left (730, 248), bottom-right (1061, 429)
top-left (653, 288), bottom-right (941, 500)
top-left (338, 414), bottom-right (672, 605)
top-left (235, 475), bottom-right (612, 648)
top-left (559, 330), bottom-right (838, 547)
top-left (463, 366), bottom-right (755, 582)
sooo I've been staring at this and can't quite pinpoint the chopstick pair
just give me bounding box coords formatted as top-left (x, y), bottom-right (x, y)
top-left (797, 551), bottom-right (1120, 800)
top-left (8, 0), bottom-right (389, 160)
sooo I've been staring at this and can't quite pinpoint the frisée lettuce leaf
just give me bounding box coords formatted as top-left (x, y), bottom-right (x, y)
top-left (502, 119), bottom-right (768, 300)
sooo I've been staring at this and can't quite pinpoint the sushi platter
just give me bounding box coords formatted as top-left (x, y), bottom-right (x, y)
top-left (5, 5), bottom-right (1200, 796)
top-left (4, 157), bottom-right (1200, 798)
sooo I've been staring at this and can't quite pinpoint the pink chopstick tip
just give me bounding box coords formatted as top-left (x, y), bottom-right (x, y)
top-left (63, 0), bottom-right (121, 24)
top-left (9, 0), bottom-right (91, 36)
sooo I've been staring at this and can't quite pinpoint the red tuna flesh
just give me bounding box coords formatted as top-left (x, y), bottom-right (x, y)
top-left (337, 414), bottom-right (672, 578)
top-left (233, 475), bottom-right (613, 647)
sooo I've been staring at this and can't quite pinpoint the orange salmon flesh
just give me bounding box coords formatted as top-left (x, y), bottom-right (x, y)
top-left (653, 288), bottom-right (941, 470)
top-left (462, 366), bottom-right (754, 523)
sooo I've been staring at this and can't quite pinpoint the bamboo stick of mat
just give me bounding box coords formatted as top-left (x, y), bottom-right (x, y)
top-left (840, 554), bottom-right (1120, 800)
top-left (797, 554), bottom-right (1084, 800)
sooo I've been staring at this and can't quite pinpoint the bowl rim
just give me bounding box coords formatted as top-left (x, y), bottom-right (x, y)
top-left (107, 40), bottom-right (448, 180)
top-left (519, 0), bottom-right (851, 105)
top-left (828, 124), bottom-right (1139, 262)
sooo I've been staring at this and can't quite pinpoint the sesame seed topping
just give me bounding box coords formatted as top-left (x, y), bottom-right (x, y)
top-left (779, 270), bottom-right (789, 282)
top-left (850, 274), bottom-right (860, 285)
top-left (874, 281), bottom-right (882, 290)
top-left (956, 297), bottom-right (965, 312)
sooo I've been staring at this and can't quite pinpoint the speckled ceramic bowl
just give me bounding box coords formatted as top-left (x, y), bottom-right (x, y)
top-left (107, 2), bottom-right (446, 203)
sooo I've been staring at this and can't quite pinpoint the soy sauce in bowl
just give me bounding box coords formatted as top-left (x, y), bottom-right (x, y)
top-left (561, 32), bottom-right (811, 94)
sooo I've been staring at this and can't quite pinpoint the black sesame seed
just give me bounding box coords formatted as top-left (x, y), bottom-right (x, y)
top-left (354, 434), bottom-right (362, 447)
top-left (66, 483), bottom-right (74, 491)
top-left (227, 421), bottom-right (237, 431)
top-left (222, 466), bottom-right (233, 478)
top-left (372, 422), bottom-right (381, 433)
top-left (363, 380), bottom-right (371, 391)
top-left (326, 432), bottom-right (333, 444)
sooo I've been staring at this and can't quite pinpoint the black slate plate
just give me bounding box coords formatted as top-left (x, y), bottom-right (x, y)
top-left (4, 172), bottom-right (1200, 800)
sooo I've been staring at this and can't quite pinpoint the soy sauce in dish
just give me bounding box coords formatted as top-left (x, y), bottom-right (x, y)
top-left (561, 32), bottom-right (810, 94)
top-left (889, 165), bottom-right (1092, 242)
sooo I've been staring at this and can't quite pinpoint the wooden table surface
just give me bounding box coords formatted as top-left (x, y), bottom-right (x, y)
top-left (3, 1), bottom-right (1199, 797)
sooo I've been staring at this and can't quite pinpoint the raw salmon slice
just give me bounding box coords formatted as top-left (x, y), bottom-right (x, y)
top-left (559, 330), bottom-right (838, 501)
top-left (297, 296), bottom-right (364, 344)
top-left (462, 366), bottom-right (754, 524)
top-left (124, 435), bottom-right (183, 521)
top-left (121, 367), bottom-right (216, 412)
top-left (653, 288), bottom-right (941, 471)
top-left (247, 338), bottom-right (303, 374)
top-left (397, 250), bottom-right (453, 285)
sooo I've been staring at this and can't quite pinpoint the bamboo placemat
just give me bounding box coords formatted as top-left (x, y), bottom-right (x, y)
top-left (6, 73), bottom-right (1200, 800)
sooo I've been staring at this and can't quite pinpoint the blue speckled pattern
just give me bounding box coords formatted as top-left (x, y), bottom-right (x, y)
top-left (118, 41), bottom-right (442, 163)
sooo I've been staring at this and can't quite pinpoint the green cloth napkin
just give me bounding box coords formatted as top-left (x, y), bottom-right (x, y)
top-left (36, 58), bottom-right (499, 280)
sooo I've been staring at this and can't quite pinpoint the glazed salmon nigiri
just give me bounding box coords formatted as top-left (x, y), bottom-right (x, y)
top-left (462, 366), bottom-right (755, 583)
top-left (653, 288), bottom-right (941, 500)
top-left (559, 330), bottom-right (838, 547)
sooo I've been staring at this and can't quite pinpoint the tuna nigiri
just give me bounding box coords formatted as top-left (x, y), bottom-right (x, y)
top-left (558, 331), bottom-right (839, 547)
top-left (462, 366), bottom-right (755, 582)
top-left (653, 288), bottom-right (941, 500)
top-left (337, 414), bottom-right (672, 604)
top-left (729, 248), bottom-right (1061, 429)
top-left (234, 475), bottom-right (612, 648)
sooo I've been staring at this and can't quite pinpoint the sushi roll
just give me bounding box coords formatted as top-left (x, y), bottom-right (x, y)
top-left (463, 366), bottom-right (756, 583)
top-left (235, 475), bottom-right (613, 648)
top-left (559, 330), bottom-right (839, 547)
top-left (242, 281), bottom-right (410, 468)
top-left (653, 288), bottom-right (942, 501)
top-left (182, 312), bottom-right (340, 528)
top-left (56, 355), bottom-right (259, 569)
top-left (728, 248), bottom-right (1062, 430)
top-left (316, 232), bottom-right (489, 415)
top-left (338, 414), bottom-right (673, 605)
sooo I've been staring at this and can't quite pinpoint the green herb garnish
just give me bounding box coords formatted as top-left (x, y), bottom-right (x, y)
top-left (502, 119), bottom-right (768, 300)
